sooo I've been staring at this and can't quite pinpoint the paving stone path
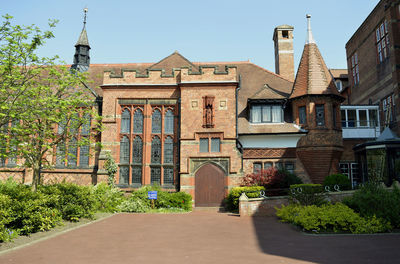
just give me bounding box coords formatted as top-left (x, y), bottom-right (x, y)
top-left (0, 211), bottom-right (399, 264)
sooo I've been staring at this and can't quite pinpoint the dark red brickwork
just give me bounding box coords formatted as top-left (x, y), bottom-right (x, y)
top-left (243, 148), bottom-right (297, 159)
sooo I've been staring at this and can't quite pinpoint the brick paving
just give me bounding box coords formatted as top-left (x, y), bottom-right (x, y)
top-left (0, 211), bottom-right (400, 264)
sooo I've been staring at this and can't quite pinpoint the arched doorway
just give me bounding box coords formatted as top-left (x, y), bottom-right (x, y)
top-left (195, 163), bottom-right (226, 207)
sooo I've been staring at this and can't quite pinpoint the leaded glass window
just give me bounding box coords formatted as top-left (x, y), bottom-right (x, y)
top-left (200, 138), bottom-right (209, 152)
top-left (151, 167), bottom-right (161, 185)
top-left (121, 109), bottom-right (131, 133)
top-left (165, 109), bottom-right (174, 134)
top-left (79, 144), bottom-right (89, 167)
top-left (133, 109), bottom-right (143, 134)
top-left (119, 166), bottom-right (129, 185)
top-left (120, 136), bottom-right (130, 164)
top-left (81, 113), bottom-right (91, 135)
top-left (211, 138), bottom-right (220, 152)
top-left (299, 106), bottom-right (307, 124)
top-left (164, 167), bottom-right (174, 185)
top-left (151, 136), bottom-right (161, 164)
top-left (164, 137), bottom-right (173, 164)
top-left (58, 118), bottom-right (67, 134)
top-left (315, 104), bottom-right (325, 126)
top-left (67, 137), bottom-right (78, 167)
top-left (132, 136), bottom-right (143, 164)
top-left (152, 109), bottom-right (161, 134)
top-left (56, 140), bottom-right (66, 167)
top-left (132, 166), bottom-right (142, 184)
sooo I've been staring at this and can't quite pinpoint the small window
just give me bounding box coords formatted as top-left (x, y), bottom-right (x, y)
top-left (282, 30), bottom-right (289, 38)
top-left (299, 106), bottom-right (307, 125)
top-left (211, 138), bottom-right (220, 152)
top-left (200, 138), bottom-right (209, 152)
top-left (332, 105), bottom-right (337, 128)
top-left (251, 105), bottom-right (282, 123)
top-left (264, 162), bottom-right (273, 169)
top-left (315, 104), bottom-right (325, 126)
top-left (369, 109), bottom-right (378, 127)
top-left (253, 163), bottom-right (262, 173)
top-left (335, 80), bottom-right (343, 91)
top-left (275, 162), bottom-right (283, 170)
top-left (285, 162), bottom-right (295, 174)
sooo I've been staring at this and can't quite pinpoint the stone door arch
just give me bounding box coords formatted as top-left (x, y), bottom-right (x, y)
top-left (195, 163), bottom-right (226, 207)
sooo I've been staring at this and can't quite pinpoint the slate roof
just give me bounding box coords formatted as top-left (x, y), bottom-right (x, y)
top-left (76, 28), bottom-right (90, 47)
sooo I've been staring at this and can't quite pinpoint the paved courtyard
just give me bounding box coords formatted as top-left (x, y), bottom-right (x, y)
top-left (0, 211), bottom-right (400, 264)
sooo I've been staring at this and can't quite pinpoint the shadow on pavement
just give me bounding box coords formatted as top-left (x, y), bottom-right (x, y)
top-left (252, 216), bottom-right (400, 263)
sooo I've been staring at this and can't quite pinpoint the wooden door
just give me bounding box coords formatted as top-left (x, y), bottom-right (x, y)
top-left (195, 163), bottom-right (225, 207)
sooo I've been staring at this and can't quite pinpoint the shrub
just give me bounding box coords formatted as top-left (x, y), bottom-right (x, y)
top-left (323, 173), bottom-right (352, 191)
top-left (10, 198), bottom-right (62, 235)
top-left (117, 199), bottom-right (149, 213)
top-left (0, 194), bottom-right (16, 242)
top-left (241, 168), bottom-right (285, 188)
top-left (289, 184), bottom-right (326, 206)
top-left (128, 185), bottom-right (192, 212)
top-left (226, 186), bottom-right (265, 211)
top-left (92, 182), bottom-right (125, 213)
top-left (343, 182), bottom-right (400, 228)
top-left (39, 183), bottom-right (97, 221)
top-left (276, 203), bottom-right (391, 234)
top-left (156, 191), bottom-right (193, 211)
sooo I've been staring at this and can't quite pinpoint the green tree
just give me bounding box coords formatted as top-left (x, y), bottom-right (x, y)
top-left (0, 15), bottom-right (101, 191)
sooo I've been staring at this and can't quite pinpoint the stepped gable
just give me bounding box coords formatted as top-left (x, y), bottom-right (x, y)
top-left (290, 42), bottom-right (340, 99)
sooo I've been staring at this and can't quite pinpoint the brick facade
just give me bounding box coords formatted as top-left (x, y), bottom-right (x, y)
top-left (346, 0), bottom-right (400, 135)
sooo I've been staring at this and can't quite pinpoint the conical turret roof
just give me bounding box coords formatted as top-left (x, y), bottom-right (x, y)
top-left (290, 15), bottom-right (340, 99)
top-left (75, 28), bottom-right (89, 47)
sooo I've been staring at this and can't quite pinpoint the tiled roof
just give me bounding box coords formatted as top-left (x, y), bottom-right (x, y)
top-left (290, 43), bottom-right (341, 99)
top-left (329, 69), bottom-right (348, 79)
top-left (84, 52), bottom-right (299, 135)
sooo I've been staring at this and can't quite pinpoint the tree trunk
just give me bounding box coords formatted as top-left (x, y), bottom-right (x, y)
top-left (31, 166), bottom-right (39, 192)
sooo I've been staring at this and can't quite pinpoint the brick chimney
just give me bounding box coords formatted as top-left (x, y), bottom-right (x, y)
top-left (273, 25), bottom-right (295, 81)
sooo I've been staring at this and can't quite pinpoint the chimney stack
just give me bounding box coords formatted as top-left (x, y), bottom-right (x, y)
top-left (273, 25), bottom-right (295, 81)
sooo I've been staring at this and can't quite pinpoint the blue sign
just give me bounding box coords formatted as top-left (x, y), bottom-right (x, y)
top-left (148, 191), bottom-right (157, 200)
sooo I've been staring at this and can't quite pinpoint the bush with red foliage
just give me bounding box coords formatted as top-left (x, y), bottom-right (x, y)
top-left (241, 167), bottom-right (286, 189)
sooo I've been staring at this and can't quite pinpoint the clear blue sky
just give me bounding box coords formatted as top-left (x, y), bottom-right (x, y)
top-left (2, 0), bottom-right (379, 72)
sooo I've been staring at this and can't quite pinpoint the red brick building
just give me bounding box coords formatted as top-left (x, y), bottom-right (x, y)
top-left (0, 14), bottom-right (360, 206)
top-left (345, 0), bottom-right (400, 135)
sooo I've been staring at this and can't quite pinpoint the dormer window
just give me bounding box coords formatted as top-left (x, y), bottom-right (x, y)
top-left (251, 104), bottom-right (283, 123)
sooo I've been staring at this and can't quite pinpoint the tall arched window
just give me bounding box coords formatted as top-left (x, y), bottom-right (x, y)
top-left (132, 136), bottom-right (143, 164)
top-left (164, 136), bottom-right (173, 164)
top-left (151, 136), bottom-right (161, 164)
top-left (152, 109), bottom-right (161, 134)
top-left (133, 109), bottom-right (143, 134)
top-left (164, 109), bottom-right (174, 134)
top-left (121, 109), bottom-right (131, 133)
top-left (120, 136), bottom-right (130, 164)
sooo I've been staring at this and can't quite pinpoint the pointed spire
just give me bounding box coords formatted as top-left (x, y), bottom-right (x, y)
top-left (71, 8), bottom-right (90, 72)
top-left (76, 8), bottom-right (90, 47)
top-left (305, 14), bottom-right (315, 44)
top-left (290, 15), bottom-right (341, 99)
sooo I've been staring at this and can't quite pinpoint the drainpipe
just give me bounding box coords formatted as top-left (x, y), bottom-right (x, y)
top-left (236, 75), bottom-right (244, 171)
